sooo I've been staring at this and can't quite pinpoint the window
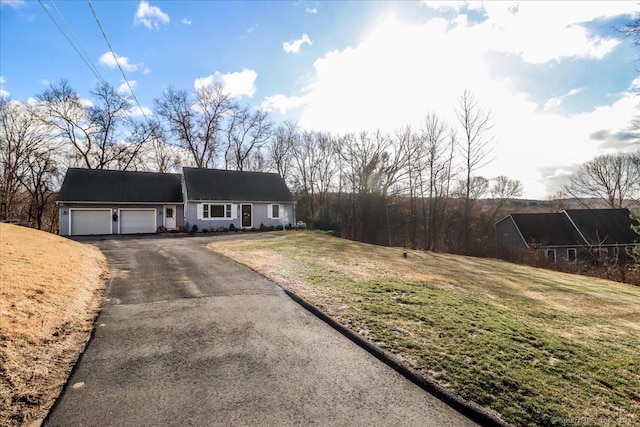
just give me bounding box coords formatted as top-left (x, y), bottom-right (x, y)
top-left (201, 203), bottom-right (232, 219)
top-left (546, 249), bottom-right (556, 263)
top-left (567, 248), bottom-right (576, 263)
top-left (272, 204), bottom-right (280, 219)
top-left (211, 205), bottom-right (225, 217)
top-left (166, 207), bottom-right (174, 218)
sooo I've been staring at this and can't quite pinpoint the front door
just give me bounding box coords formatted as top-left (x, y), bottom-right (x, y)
top-left (241, 204), bottom-right (252, 228)
top-left (165, 205), bottom-right (176, 230)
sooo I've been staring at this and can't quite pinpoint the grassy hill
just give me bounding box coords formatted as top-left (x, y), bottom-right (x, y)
top-left (0, 224), bottom-right (107, 426)
top-left (210, 231), bottom-right (640, 427)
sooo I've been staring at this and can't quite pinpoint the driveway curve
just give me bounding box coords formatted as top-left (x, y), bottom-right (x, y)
top-left (45, 235), bottom-right (479, 427)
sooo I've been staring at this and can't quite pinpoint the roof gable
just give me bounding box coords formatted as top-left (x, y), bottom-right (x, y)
top-left (563, 209), bottom-right (639, 245)
top-left (58, 168), bottom-right (183, 203)
top-left (182, 167), bottom-right (294, 202)
top-left (510, 212), bottom-right (585, 246)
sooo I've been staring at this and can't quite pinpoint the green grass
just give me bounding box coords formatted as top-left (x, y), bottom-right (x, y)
top-left (210, 231), bottom-right (640, 427)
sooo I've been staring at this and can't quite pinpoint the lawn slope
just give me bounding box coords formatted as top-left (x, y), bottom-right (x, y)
top-left (0, 224), bottom-right (107, 426)
top-left (210, 231), bottom-right (640, 427)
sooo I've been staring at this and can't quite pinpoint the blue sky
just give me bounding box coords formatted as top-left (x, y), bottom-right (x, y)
top-left (1, 0), bottom-right (638, 199)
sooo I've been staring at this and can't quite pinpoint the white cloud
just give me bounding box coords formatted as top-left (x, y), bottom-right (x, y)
top-left (194, 69), bottom-right (258, 98)
top-left (247, 24), bottom-right (258, 33)
top-left (0, 0), bottom-right (27, 9)
top-left (306, 7), bottom-right (318, 14)
top-left (283, 34), bottom-right (312, 53)
top-left (543, 87), bottom-right (585, 111)
top-left (420, 1), bottom-right (630, 64)
top-left (182, 18), bottom-right (192, 25)
top-left (117, 80), bottom-right (137, 95)
top-left (0, 76), bottom-right (8, 97)
top-left (127, 104), bottom-right (153, 118)
top-left (421, 1), bottom-right (484, 12)
top-left (99, 52), bottom-right (149, 73)
top-left (261, 94), bottom-right (309, 114)
top-left (272, 3), bottom-right (636, 199)
top-left (134, 1), bottom-right (170, 30)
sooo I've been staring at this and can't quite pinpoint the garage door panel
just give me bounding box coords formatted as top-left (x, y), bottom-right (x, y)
top-left (120, 210), bottom-right (156, 234)
top-left (70, 210), bottom-right (111, 236)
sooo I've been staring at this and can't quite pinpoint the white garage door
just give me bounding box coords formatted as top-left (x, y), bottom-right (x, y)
top-left (70, 209), bottom-right (111, 236)
top-left (120, 209), bottom-right (156, 234)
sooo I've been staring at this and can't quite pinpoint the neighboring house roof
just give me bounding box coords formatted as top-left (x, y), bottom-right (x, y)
top-left (563, 208), bottom-right (640, 246)
top-left (509, 212), bottom-right (584, 246)
top-left (182, 167), bottom-right (294, 202)
top-left (500, 208), bottom-right (639, 248)
top-left (57, 168), bottom-right (183, 203)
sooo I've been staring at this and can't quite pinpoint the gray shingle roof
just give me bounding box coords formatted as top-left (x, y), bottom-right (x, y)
top-left (508, 208), bottom-right (639, 247)
top-left (510, 212), bottom-right (584, 246)
top-left (564, 208), bottom-right (639, 245)
top-left (57, 168), bottom-right (183, 203)
top-left (183, 167), bottom-right (294, 202)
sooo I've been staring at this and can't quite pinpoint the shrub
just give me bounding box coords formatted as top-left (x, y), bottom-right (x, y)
top-left (202, 228), bottom-right (209, 233)
top-left (259, 223), bottom-right (268, 231)
top-left (229, 223), bottom-right (236, 232)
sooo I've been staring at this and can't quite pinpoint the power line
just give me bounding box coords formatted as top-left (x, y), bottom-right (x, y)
top-left (87, 0), bottom-right (152, 125)
top-left (37, 0), bottom-right (106, 85)
top-left (50, 0), bottom-right (104, 82)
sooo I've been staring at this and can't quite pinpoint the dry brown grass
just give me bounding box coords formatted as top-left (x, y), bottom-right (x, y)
top-left (0, 224), bottom-right (107, 426)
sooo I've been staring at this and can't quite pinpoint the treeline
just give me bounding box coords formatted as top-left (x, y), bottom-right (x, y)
top-left (7, 81), bottom-right (634, 259)
top-left (2, 81), bottom-right (526, 254)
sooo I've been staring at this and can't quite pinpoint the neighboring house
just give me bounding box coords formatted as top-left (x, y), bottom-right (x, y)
top-left (496, 208), bottom-right (640, 263)
top-left (57, 167), bottom-right (295, 236)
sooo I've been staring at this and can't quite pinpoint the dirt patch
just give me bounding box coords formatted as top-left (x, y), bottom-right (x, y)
top-left (0, 224), bottom-right (108, 426)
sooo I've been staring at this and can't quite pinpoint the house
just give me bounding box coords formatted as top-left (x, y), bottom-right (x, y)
top-left (57, 167), bottom-right (295, 236)
top-left (182, 167), bottom-right (295, 232)
top-left (495, 208), bottom-right (640, 263)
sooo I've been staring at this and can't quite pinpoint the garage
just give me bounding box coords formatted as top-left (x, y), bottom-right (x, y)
top-left (70, 209), bottom-right (112, 236)
top-left (120, 209), bottom-right (156, 234)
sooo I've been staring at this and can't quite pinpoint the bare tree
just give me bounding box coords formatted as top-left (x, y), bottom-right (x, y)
top-left (144, 123), bottom-right (184, 173)
top-left (38, 80), bottom-right (147, 170)
top-left (223, 105), bottom-right (273, 171)
top-left (265, 121), bottom-right (298, 180)
top-left (565, 152), bottom-right (640, 208)
top-left (0, 98), bottom-right (51, 220)
top-left (290, 130), bottom-right (337, 225)
top-left (154, 84), bottom-right (232, 168)
top-left (487, 175), bottom-right (523, 230)
top-left (415, 113), bottom-right (456, 251)
top-left (490, 175), bottom-right (523, 212)
top-left (19, 147), bottom-right (59, 230)
top-left (456, 89), bottom-right (493, 251)
top-left (337, 130), bottom-right (406, 243)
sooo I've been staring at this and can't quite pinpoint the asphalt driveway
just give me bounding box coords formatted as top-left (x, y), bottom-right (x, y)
top-left (45, 234), bottom-right (479, 426)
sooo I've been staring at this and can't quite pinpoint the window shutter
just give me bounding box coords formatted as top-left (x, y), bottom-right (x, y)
top-left (267, 204), bottom-right (273, 219)
top-left (230, 204), bottom-right (237, 219)
top-left (196, 203), bottom-right (203, 220)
